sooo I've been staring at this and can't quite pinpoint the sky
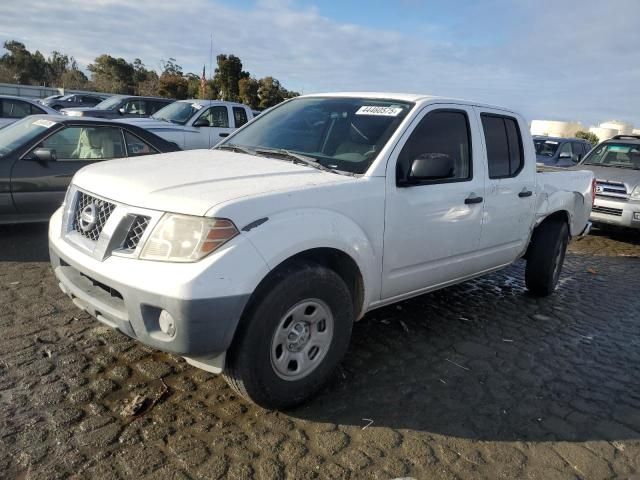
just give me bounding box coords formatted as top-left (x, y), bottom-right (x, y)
top-left (1, 0), bottom-right (639, 127)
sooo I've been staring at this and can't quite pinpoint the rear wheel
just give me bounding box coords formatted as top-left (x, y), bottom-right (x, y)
top-left (525, 219), bottom-right (569, 296)
top-left (223, 262), bottom-right (354, 409)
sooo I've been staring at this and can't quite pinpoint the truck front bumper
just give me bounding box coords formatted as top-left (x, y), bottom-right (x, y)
top-left (49, 208), bottom-right (269, 370)
top-left (590, 196), bottom-right (640, 229)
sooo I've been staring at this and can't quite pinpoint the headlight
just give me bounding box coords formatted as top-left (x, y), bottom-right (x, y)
top-left (139, 214), bottom-right (238, 262)
top-left (631, 186), bottom-right (640, 201)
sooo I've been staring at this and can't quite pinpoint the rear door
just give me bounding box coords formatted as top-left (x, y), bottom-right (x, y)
top-left (474, 108), bottom-right (535, 266)
top-left (11, 125), bottom-right (127, 215)
top-left (382, 104), bottom-right (486, 299)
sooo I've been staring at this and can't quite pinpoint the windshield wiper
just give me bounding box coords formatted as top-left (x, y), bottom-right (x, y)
top-left (216, 144), bottom-right (258, 156)
top-left (255, 147), bottom-right (352, 175)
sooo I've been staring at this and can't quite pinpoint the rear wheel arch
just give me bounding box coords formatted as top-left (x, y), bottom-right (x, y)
top-left (524, 210), bottom-right (570, 259)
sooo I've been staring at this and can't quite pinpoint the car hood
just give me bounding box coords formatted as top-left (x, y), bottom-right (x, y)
top-left (536, 154), bottom-right (556, 165)
top-left (575, 164), bottom-right (640, 190)
top-left (72, 149), bottom-right (355, 216)
top-left (61, 107), bottom-right (113, 117)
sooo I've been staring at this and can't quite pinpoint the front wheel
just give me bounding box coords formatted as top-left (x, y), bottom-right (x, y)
top-left (525, 219), bottom-right (569, 296)
top-left (223, 262), bottom-right (354, 409)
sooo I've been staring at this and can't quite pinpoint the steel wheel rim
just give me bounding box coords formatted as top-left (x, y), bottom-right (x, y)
top-left (270, 298), bottom-right (334, 381)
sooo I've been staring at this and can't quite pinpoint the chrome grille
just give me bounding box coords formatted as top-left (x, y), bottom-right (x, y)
top-left (595, 180), bottom-right (628, 199)
top-left (123, 216), bottom-right (150, 251)
top-left (592, 205), bottom-right (623, 216)
top-left (73, 192), bottom-right (116, 241)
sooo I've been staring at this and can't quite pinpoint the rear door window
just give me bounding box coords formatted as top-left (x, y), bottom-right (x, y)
top-left (124, 130), bottom-right (159, 157)
top-left (233, 107), bottom-right (248, 128)
top-left (481, 114), bottom-right (524, 178)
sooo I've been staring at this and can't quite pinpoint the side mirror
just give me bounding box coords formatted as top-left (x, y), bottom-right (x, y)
top-left (403, 153), bottom-right (455, 185)
top-left (118, 107), bottom-right (126, 115)
top-left (559, 152), bottom-right (572, 159)
top-left (27, 148), bottom-right (57, 162)
top-left (193, 117), bottom-right (210, 127)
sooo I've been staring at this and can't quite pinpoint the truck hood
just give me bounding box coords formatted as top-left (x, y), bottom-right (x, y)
top-left (72, 149), bottom-right (354, 216)
top-left (576, 165), bottom-right (640, 190)
top-left (120, 117), bottom-right (192, 132)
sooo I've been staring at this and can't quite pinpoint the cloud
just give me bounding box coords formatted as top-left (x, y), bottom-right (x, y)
top-left (1, 0), bottom-right (638, 126)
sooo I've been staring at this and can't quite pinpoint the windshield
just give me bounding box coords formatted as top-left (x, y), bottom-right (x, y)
top-left (152, 101), bottom-right (200, 124)
top-left (0, 117), bottom-right (56, 156)
top-left (219, 97), bottom-right (413, 174)
top-left (582, 143), bottom-right (640, 169)
top-left (534, 139), bottom-right (560, 157)
top-left (95, 96), bottom-right (123, 110)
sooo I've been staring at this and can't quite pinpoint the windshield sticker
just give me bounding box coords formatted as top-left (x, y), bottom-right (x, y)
top-left (33, 119), bottom-right (57, 128)
top-left (191, 103), bottom-right (203, 110)
top-left (355, 106), bottom-right (403, 117)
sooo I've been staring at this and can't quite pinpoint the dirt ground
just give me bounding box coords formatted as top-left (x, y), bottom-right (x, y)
top-left (1, 223), bottom-right (639, 480)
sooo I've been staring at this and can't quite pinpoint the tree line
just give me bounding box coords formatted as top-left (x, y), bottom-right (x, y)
top-left (0, 40), bottom-right (299, 109)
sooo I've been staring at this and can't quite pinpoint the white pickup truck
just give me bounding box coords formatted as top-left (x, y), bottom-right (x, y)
top-left (49, 93), bottom-right (594, 409)
top-left (122, 99), bottom-right (254, 150)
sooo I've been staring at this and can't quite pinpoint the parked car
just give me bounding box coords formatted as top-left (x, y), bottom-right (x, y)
top-left (49, 93), bottom-right (594, 409)
top-left (122, 100), bottom-right (254, 149)
top-left (43, 93), bottom-right (108, 111)
top-left (39, 94), bottom-right (64, 104)
top-left (534, 136), bottom-right (593, 167)
top-left (575, 134), bottom-right (640, 229)
top-left (61, 95), bottom-right (174, 119)
top-left (0, 115), bottom-right (180, 224)
top-left (0, 95), bottom-right (59, 128)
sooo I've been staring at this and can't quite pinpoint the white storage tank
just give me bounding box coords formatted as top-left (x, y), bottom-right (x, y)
top-left (599, 120), bottom-right (633, 135)
top-left (589, 127), bottom-right (618, 141)
top-left (530, 120), bottom-right (584, 138)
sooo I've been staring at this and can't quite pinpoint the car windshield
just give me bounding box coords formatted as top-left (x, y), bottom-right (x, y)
top-left (152, 101), bottom-right (200, 125)
top-left (534, 139), bottom-right (560, 156)
top-left (95, 96), bottom-right (123, 110)
top-left (218, 97), bottom-right (414, 174)
top-left (581, 143), bottom-right (640, 169)
top-left (0, 117), bottom-right (56, 156)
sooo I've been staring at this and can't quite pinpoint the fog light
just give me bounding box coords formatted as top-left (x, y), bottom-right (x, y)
top-left (634, 212), bottom-right (640, 221)
top-left (158, 310), bottom-right (176, 337)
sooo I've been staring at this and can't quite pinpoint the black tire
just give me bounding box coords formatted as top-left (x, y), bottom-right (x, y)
top-left (525, 219), bottom-right (569, 296)
top-left (223, 261), bottom-right (354, 410)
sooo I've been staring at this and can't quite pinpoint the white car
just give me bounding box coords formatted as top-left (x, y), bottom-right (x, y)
top-left (0, 95), bottom-right (58, 128)
top-left (122, 99), bottom-right (254, 149)
top-left (49, 92), bottom-right (594, 409)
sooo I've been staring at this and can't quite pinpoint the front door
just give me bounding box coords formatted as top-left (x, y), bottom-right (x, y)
top-left (382, 105), bottom-right (486, 300)
top-left (186, 106), bottom-right (234, 149)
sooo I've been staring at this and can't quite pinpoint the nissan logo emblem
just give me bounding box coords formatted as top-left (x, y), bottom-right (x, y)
top-left (79, 203), bottom-right (97, 232)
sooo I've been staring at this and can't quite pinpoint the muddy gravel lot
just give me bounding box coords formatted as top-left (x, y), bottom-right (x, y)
top-left (1, 224), bottom-right (639, 480)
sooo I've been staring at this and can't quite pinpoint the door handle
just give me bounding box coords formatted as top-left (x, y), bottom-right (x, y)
top-left (464, 195), bottom-right (483, 205)
top-left (518, 190), bottom-right (533, 198)
top-left (219, 133), bottom-right (229, 138)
